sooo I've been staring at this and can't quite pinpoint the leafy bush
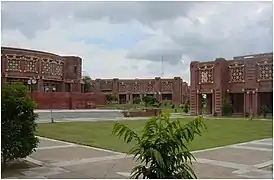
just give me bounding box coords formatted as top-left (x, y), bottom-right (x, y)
top-left (183, 101), bottom-right (190, 113)
top-left (133, 97), bottom-right (141, 104)
top-left (142, 95), bottom-right (158, 107)
top-left (82, 76), bottom-right (92, 93)
top-left (221, 100), bottom-right (232, 116)
top-left (261, 104), bottom-right (268, 118)
top-left (1, 84), bottom-right (39, 169)
top-left (113, 112), bottom-right (207, 179)
top-left (106, 94), bottom-right (114, 102)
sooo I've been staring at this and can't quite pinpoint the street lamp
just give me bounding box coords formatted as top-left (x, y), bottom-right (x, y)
top-left (45, 86), bottom-right (56, 123)
top-left (27, 77), bottom-right (37, 100)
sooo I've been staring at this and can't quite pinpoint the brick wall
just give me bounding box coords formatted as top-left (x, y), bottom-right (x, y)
top-left (30, 92), bottom-right (107, 109)
top-left (90, 77), bottom-right (188, 104)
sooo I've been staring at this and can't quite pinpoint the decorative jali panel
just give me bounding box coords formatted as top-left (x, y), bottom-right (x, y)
top-left (198, 64), bottom-right (214, 84)
top-left (161, 81), bottom-right (173, 91)
top-left (7, 59), bottom-right (20, 71)
top-left (118, 82), bottom-right (127, 92)
top-left (24, 60), bottom-right (38, 73)
top-left (51, 61), bottom-right (63, 76)
top-left (132, 82), bottom-right (141, 92)
top-left (229, 62), bottom-right (245, 83)
top-left (42, 59), bottom-right (52, 74)
top-left (257, 60), bottom-right (273, 81)
top-left (100, 81), bottom-right (113, 90)
top-left (145, 81), bottom-right (154, 92)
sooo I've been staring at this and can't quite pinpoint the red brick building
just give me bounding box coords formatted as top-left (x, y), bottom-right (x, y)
top-left (1, 47), bottom-right (106, 109)
top-left (90, 77), bottom-right (189, 104)
top-left (190, 52), bottom-right (273, 116)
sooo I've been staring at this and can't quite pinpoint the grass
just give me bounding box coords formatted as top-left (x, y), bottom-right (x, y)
top-left (36, 118), bottom-right (273, 153)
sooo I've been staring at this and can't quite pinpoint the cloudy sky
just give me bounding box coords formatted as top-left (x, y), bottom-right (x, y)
top-left (1, 1), bottom-right (273, 83)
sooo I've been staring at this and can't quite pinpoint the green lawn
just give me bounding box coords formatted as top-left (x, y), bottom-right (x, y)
top-left (36, 118), bottom-right (273, 153)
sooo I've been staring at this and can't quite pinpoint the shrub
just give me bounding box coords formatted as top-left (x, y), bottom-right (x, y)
top-left (133, 97), bottom-right (141, 104)
top-left (113, 112), bottom-right (207, 179)
top-left (221, 100), bottom-right (232, 116)
top-left (183, 101), bottom-right (190, 113)
top-left (106, 94), bottom-right (114, 102)
top-left (142, 95), bottom-right (158, 107)
top-left (261, 104), bottom-right (268, 118)
top-left (1, 84), bottom-right (39, 169)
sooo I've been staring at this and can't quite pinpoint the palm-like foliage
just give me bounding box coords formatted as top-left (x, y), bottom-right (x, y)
top-left (112, 112), bottom-right (207, 179)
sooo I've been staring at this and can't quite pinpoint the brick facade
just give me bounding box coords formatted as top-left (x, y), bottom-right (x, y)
top-left (1, 47), bottom-right (83, 92)
top-left (89, 77), bottom-right (189, 104)
top-left (1, 47), bottom-right (107, 109)
top-left (190, 52), bottom-right (273, 116)
top-left (30, 92), bottom-right (106, 109)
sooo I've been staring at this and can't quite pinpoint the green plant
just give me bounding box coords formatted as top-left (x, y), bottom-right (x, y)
top-left (221, 100), bottom-right (232, 116)
top-left (106, 94), bottom-right (114, 102)
top-left (112, 112), bottom-right (207, 179)
top-left (183, 101), bottom-right (190, 113)
top-left (133, 97), bottom-right (141, 104)
top-left (1, 84), bottom-right (39, 169)
top-left (142, 95), bottom-right (158, 107)
top-left (261, 104), bottom-right (268, 118)
top-left (82, 76), bottom-right (92, 93)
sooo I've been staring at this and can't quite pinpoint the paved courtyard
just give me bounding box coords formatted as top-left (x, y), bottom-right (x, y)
top-left (6, 137), bottom-right (273, 179)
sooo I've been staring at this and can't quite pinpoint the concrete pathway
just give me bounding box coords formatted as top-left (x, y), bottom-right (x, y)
top-left (35, 109), bottom-right (272, 123)
top-left (5, 137), bottom-right (273, 179)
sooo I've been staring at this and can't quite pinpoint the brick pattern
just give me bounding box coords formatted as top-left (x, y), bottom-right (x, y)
top-left (259, 64), bottom-right (273, 80)
top-left (7, 58), bottom-right (20, 71)
top-left (30, 92), bottom-right (107, 109)
top-left (1, 47), bottom-right (94, 109)
top-left (190, 52), bottom-right (273, 116)
top-left (161, 81), bottom-right (172, 91)
top-left (91, 77), bottom-right (188, 104)
top-left (229, 63), bottom-right (245, 83)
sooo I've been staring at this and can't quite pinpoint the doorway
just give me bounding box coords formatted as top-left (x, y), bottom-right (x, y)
top-left (199, 93), bottom-right (213, 115)
top-left (229, 93), bottom-right (244, 114)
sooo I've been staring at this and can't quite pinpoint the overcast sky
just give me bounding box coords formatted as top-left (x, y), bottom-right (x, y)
top-left (1, 1), bottom-right (273, 83)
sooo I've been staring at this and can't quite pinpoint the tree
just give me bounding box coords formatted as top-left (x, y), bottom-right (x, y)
top-left (1, 84), bottom-right (39, 169)
top-left (82, 76), bottom-right (92, 93)
top-left (142, 95), bottom-right (158, 107)
top-left (112, 112), bottom-right (207, 179)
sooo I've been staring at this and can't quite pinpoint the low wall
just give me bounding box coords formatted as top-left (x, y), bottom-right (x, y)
top-left (29, 92), bottom-right (107, 109)
top-left (123, 108), bottom-right (161, 117)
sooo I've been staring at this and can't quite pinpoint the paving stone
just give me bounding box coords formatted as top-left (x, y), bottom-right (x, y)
top-left (64, 157), bottom-right (139, 179)
top-left (46, 171), bottom-right (93, 179)
top-left (239, 170), bottom-right (273, 179)
top-left (37, 139), bottom-right (70, 148)
top-left (194, 147), bottom-right (273, 165)
top-left (30, 146), bottom-right (117, 164)
top-left (191, 162), bottom-right (240, 179)
top-left (240, 143), bottom-right (273, 149)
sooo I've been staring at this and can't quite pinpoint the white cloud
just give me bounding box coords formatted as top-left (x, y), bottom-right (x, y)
top-left (1, 1), bottom-right (272, 84)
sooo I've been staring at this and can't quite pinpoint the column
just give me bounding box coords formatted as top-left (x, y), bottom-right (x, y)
top-left (37, 79), bottom-right (43, 92)
top-left (196, 93), bottom-right (202, 115)
top-left (252, 91), bottom-right (258, 116)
